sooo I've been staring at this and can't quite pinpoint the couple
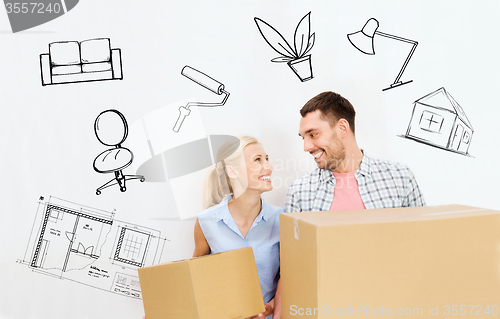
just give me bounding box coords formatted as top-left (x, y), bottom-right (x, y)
top-left (193, 91), bottom-right (426, 319)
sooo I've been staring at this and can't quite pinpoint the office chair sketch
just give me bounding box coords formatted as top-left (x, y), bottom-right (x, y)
top-left (93, 109), bottom-right (145, 195)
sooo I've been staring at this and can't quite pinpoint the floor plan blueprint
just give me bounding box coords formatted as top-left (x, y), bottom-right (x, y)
top-left (18, 196), bottom-right (168, 299)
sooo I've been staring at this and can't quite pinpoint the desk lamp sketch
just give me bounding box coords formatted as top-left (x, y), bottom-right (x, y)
top-left (348, 18), bottom-right (418, 91)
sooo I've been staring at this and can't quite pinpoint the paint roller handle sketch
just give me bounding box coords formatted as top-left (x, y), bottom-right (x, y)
top-left (172, 66), bottom-right (230, 133)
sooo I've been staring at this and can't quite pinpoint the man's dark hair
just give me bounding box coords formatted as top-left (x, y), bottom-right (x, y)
top-left (300, 91), bottom-right (356, 133)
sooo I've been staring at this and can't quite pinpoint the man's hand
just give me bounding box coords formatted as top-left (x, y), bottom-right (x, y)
top-left (248, 298), bottom-right (274, 319)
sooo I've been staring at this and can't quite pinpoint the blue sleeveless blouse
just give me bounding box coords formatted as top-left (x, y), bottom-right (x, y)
top-left (198, 195), bottom-right (282, 304)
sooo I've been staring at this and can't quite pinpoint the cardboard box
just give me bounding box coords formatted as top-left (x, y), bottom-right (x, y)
top-left (280, 205), bottom-right (500, 318)
top-left (138, 246), bottom-right (265, 319)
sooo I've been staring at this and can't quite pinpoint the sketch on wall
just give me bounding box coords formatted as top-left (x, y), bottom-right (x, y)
top-left (347, 18), bottom-right (418, 91)
top-left (173, 66), bottom-right (230, 133)
top-left (93, 109), bottom-right (145, 195)
top-left (4, 0), bottom-right (79, 33)
top-left (129, 99), bottom-right (239, 220)
top-left (40, 38), bottom-right (123, 86)
top-left (17, 196), bottom-right (167, 299)
top-left (402, 87), bottom-right (474, 156)
top-left (254, 12), bottom-right (315, 82)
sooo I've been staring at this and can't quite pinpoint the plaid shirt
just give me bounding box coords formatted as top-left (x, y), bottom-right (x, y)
top-left (285, 154), bottom-right (425, 212)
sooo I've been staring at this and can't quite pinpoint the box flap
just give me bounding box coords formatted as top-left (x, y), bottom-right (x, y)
top-left (282, 204), bottom-right (497, 227)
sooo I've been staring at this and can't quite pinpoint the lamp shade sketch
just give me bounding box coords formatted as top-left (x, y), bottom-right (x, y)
top-left (93, 109), bottom-right (145, 195)
top-left (40, 38), bottom-right (123, 86)
top-left (403, 87), bottom-right (474, 156)
top-left (348, 18), bottom-right (418, 91)
top-left (4, 0), bottom-right (79, 33)
top-left (173, 66), bottom-right (230, 133)
top-left (254, 12), bottom-right (315, 82)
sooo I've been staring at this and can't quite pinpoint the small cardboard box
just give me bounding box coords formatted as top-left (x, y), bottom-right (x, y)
top-left (280, 205), bottom-right (500, 318)
top-left (138, 246), bottom-right (265, 319)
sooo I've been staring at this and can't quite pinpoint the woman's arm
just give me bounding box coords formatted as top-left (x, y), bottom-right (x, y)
top-left (193, 218), bottom-right (211, 257)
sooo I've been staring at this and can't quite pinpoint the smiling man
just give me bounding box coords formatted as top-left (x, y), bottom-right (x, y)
top-left (285, 91), bottom-right (425, 212)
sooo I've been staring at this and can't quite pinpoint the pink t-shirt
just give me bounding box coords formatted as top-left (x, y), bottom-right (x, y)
top-left (329, 171), bottom-right (366, 211)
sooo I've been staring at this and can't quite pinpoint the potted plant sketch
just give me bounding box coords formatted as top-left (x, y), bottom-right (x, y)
top-left (254, 12), bottom-right (315, 82)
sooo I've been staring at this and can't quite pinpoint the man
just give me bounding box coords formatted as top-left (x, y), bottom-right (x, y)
top-left (285, 91), bottom-right (425, 213)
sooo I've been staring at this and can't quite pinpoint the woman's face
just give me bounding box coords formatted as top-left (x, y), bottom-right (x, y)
top-left (236, 143), bottom-right (273, 193)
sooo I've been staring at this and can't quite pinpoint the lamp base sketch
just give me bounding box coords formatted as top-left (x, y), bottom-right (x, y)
top-left (40, 38), bottom-right (123, 86)
top-left (172, 66), bottom-right (230, 133)
top-left (18, 196), bottom-right (168, 299)
top-left (401, 87), bottom-right (474, 156)
top-left (383, 80), bottom-right (413, 91)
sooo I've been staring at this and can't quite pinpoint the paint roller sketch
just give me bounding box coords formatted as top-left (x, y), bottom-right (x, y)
top-left (173, 66), bottom-right (230, 133)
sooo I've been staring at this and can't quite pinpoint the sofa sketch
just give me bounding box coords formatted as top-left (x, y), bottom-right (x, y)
top-left (404, 87), bottom-right (473, 155)
top-left (40, 38), bottom-right (123, 86)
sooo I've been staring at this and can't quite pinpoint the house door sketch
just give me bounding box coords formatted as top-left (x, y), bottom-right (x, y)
top-left (450, 124), bottom-right (464, 151)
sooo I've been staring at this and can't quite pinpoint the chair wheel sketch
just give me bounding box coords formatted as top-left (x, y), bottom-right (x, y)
top-left (93, 109), bottom-right (144, 195)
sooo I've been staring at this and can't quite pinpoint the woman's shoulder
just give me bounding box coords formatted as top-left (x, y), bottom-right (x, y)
top-left (262, 199), bottom-right (285, 216)
top-left (198, 196), bottom-right (230, 220)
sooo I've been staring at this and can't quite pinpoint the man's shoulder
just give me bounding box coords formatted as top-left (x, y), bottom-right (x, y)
top-left (262, 200), bottom-right (285, 215)
top-left (365, 155), bottom-right (414, 177)
top-left (289, 168), bottom-right (323, 189)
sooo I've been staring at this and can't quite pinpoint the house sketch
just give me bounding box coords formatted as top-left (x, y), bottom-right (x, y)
top-left (19, 196), bottom-right (167, 299)
top-left (40, 38), bottom-right (123, 86)
top-left (403, 87), bottom-right (473, 155)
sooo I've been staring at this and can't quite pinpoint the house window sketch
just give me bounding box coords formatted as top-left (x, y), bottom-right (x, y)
top-left (401, 87), bottom-right (474, 156)
top-left (40, 38), bottom-right (123, 86)
top-left (419, 111), bottom-right (444, 133)
top-left (18, 196), bottom-right (168, 299)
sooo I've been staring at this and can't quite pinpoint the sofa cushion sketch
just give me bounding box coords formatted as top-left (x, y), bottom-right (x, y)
top-left (403, 87), bottom-right (473, 155)
top-left (40, 38), bottom-right (123, 86)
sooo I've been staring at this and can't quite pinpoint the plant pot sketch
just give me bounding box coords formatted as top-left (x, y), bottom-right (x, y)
top-left (255, 12), bottom-right (315, 82)
top-left (287, 55), bottom-right (313, 82)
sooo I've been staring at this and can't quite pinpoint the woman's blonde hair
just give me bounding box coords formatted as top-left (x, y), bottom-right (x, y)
top-left (202, 136), bottom-right (259, 209)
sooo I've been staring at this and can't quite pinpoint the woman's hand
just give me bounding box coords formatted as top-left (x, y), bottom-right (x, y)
top-left (248, 298), bottom-right (274, 319)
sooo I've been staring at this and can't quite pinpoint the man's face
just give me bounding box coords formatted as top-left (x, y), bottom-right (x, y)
top-left (299, 110), bottom-right (346, 171)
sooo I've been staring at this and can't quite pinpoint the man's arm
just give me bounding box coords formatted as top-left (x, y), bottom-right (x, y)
top-left (405, 168), bottom-right (425, 207)
top-left (284, 185), bottom-right (301, 213)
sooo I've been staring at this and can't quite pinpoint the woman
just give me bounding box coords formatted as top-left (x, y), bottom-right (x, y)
top-left (194, 136), bottom-right (282, 319)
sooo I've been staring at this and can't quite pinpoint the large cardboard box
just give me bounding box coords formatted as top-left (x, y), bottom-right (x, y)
top-left (280, 205), bottom-right (500, 318)
top-left (138, 246), bottom-right (265, 319)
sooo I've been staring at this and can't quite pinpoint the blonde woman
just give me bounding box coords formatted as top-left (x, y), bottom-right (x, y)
top-left (194, 136), bottom-right (282, 319)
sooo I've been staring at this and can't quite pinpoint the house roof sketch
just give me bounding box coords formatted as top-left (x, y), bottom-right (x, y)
top-left (416, 87), bottom-right (473, 130)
